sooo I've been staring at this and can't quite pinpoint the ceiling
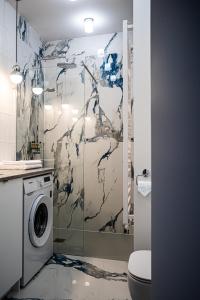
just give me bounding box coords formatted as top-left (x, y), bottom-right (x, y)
top-left (8, 0), bottom-right (133, 41)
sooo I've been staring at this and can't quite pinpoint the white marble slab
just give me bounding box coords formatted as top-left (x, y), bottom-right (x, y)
top-left (8, 255), bottom-right (131, 300)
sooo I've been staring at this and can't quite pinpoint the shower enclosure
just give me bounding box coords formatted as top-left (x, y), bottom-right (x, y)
top-left (16, 16), bottom-right (133, 260)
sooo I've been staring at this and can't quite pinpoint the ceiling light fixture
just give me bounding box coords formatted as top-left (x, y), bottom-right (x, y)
top-left (84, 18), bottom-right (94, 34)
top-left (10, 0), bottom-right (23, 85)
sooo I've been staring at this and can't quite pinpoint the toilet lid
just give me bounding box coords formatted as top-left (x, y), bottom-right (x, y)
top-left (128, 250), bottom-right (151, 281)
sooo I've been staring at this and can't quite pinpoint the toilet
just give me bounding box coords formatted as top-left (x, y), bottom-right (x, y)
top-left (128, 250), bottom-right (151, 300)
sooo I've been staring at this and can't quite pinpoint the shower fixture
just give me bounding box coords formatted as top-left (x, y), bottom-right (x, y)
top-left (45, 88), bottom-right (56, 93)
top-left (57, 63), bottom-right (77, 69)
top-left (10, 0), bottom-right (23, 85)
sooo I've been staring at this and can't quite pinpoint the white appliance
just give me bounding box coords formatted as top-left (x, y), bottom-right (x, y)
top-left (22, 174), bottom-right (53, 287)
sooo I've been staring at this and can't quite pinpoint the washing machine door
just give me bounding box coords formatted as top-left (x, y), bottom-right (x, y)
top-left (29, 194), bottom-right (53, 248)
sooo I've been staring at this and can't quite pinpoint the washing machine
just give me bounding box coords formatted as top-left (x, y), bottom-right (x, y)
top-left (22, 174), bottom-right (53, 287)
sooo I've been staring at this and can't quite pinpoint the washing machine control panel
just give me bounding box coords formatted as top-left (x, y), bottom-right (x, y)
top-left (24, 174), bottom-right (53, 195)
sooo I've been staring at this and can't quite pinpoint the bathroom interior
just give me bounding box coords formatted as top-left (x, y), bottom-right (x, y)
top-left (0, 0), bottom-right (151, 299)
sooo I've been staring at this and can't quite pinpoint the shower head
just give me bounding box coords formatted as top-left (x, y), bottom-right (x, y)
top-left (57, 62), bottom-right (77, 69)
top-left (45, 88), bottom-right (56, 93)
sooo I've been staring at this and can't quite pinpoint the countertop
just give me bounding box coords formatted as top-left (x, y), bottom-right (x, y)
top-left (0, 168), bottom-right (54, 182)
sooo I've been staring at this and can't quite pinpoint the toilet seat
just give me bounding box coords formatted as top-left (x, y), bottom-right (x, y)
top-left (128, 250), bottom-right (151, 283)
top-left (128, 271), bottom-right (151, 284)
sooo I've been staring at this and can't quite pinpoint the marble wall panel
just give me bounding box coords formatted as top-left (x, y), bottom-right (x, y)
top-left (43, 33), bottom-right (133, 259)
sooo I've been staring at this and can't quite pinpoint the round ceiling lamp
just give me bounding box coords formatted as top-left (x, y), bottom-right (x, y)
top-left (10, 65), bottom-right (23, 85)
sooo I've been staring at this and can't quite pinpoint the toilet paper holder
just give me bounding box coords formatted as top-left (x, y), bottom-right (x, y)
top-left (136, 169), bottom-right (150, 186)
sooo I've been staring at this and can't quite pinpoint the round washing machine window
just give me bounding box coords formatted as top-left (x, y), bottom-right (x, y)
top-left (34, 203), bottom-right (48, 238)
top-left (29, 194), bottom-right (53, 248)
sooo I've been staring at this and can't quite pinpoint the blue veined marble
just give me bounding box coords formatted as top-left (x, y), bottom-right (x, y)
top-left (42, 33), bottom-right (130, 243)
top-left (67, 188), bottom-right (84, 228)
top-left (57, 168), bottom-right (74, 210)
top-left (45, 50), bottom-right (123, 232)
top-left (48, 254), bottom-right (127, 282)
top-left (83, 62), bottom-right (122, 140)
top-left (32, 53), bottom-right (45, 91)
top-left (84, 177), bottom-right (117, 222)
top-left (97, 142), bottom-right (119, 167)
top-left (99, 208), bottom-right (123, 233)
top-left (18, 16), bottom-right (28, 43)
top-left (100, 53), bottom-right (123, 89)
top-left (75, 143), bottom-right (80, 157)
top-left (41, 39), bottom-right (72, 60)
top-left (104, 33), bottom-right (118, 53)
top-left (44, 114), bottom-right (61, 134)
top-left (17, 50), bottom-right (44, 160)
top-left (7, 255), bottom-right (131, 300)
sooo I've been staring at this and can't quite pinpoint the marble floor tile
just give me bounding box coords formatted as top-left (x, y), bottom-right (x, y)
top-left (8, 254), bottom-right (131, 300)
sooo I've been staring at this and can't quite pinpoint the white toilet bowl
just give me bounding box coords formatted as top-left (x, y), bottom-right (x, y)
top-left (128, 250), bottom-right (151, 300)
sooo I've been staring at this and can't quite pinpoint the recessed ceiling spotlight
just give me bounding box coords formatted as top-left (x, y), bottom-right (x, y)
top-left (45, 105), bottom-right (52, 111)
top-left (62, 104), bottom-right (70, 110)
top-left (69, 0), bottom-right (77, 2)
top-left (72, 109), bottom-right (79, 115)
top-left (84, 18), bottom-right (94, 34)
top-left (85, 116), bottom-right (91, 122)
top-left (84, 281), bottom-right (90, 287)
top-left (72, 117), bottom-right (78, 123)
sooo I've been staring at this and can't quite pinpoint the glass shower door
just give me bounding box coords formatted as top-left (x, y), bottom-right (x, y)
top-left (83, 50), bottom-right (133, 261)
top-left (42, 32), bottom-right (133, 260)
top-left (43, 62), bottom-right (85, 256)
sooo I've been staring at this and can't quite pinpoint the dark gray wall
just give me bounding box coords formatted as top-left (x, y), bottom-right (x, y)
top-left (151, 1), bottom-right (200, 299)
